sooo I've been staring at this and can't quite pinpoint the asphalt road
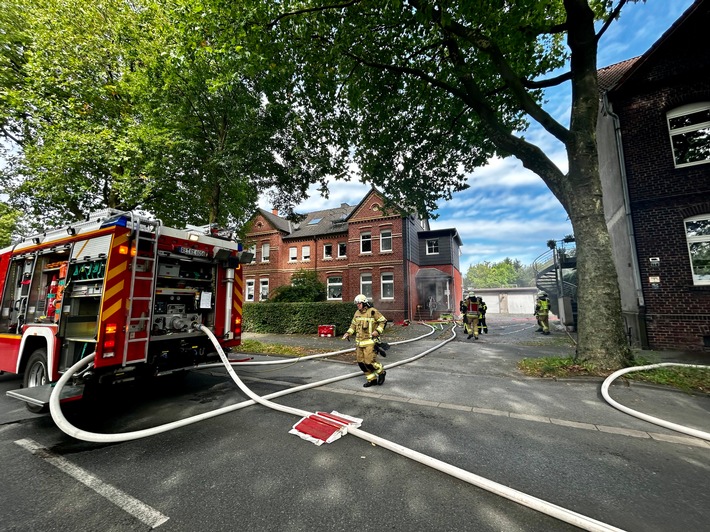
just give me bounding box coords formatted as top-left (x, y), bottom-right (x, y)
top-left (1, 316), bottom-right (708, 532)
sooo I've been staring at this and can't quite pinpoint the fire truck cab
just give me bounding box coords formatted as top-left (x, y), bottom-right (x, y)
top-left (0, 210), bottom-right (248, 412)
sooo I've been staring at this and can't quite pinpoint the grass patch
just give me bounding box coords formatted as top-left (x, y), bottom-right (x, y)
top-left (518, 355), bottom-right (710, 394)
top-left (236, 339), bottom-right (326, 358)
top-left (518, 356), bottom-right (599, 378)
top-left (627, 357), bottom-right (710, 394)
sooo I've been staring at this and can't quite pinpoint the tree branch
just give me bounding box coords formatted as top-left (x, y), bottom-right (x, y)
top-left (596, 0), bottom-right (628, 43)
top-left (411, 0), bottom-right (571, 145)
top-left (521, 71), bottom-right (573, 89)
top-left (267, 0), bottom-right (361, 29)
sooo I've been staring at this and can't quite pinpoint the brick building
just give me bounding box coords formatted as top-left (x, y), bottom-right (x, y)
top-left (597, 0), bottom-right (710, 351)
top-left (243, 189), bottom-right (463, 322)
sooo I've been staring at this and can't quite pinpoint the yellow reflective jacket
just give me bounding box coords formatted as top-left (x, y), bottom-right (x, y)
top-left (346, 306), bottom-right (387, 346)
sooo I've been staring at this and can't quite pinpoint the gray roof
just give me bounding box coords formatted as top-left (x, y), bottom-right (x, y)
top-left (421, 228), bottom-right (463, 246)
top-left (259, 204), bottom-right (356, 239)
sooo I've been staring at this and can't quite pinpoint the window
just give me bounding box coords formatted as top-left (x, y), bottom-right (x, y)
top-left (261, 243), bottom-right (270, 262)
top-left (248, 245), bottom-right (256, 263)
top-left (302, 245), bottom-right (311, 261)
top-left (259, 279), bottom-right (269, 300)
top-left (380, 230), bottom-right (392, 252)
top-left (685, 215), bottom-right (710, 285)
top-left (327, 276), bottom-right (342, 300)
top-left (360, 273), bottom-right (372, 298)
top-left (338, 242), bottom-right (347, 258)
top-left (360, 232), bottom-right (372, 254)
top-left (667, 103), bottom-right (710, 167)
top-left (289, 247), bottom-right (298, 262)
top-left (324, 244), bottom-right (333, 259)
top-left (308, 218), bottom-right (321, 225)
top-left (381, 272), bottom-right (394, 299)
top-left (246, 280), bottom-right (255, 301)
top-left (426, 239), bottom-right (439, 255)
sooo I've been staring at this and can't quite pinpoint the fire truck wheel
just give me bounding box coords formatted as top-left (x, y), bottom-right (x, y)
top-left (23, 348), bottom-right (49, 413)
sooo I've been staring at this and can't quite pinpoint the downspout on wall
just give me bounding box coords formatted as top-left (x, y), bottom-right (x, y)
top-left (403, 216), bottom-right (410, 321)
top-left (602, 91), bottom-right (649, 349)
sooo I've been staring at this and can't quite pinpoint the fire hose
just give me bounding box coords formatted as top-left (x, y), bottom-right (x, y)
top-left (49, 323), bottom-right (630, 531)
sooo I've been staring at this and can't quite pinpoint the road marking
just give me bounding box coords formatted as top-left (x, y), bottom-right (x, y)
top-left (14, 438), bottom-right (169, 528)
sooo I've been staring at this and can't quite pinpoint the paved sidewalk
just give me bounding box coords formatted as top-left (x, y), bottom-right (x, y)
top-left (241, 317), bottom-right (710, 443)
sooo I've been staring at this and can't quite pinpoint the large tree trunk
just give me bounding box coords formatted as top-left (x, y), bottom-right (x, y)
top-left (566, 162), bottom-right (632, 368)
top-left (562, 0), bottom-right (632, 368)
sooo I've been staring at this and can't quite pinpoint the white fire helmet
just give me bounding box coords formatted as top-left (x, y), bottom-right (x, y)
top-left (354, 294), bottom-right (368, 304)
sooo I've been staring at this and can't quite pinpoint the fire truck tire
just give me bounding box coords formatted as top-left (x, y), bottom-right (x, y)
top-left (23, 348), bottom-right (49, 413)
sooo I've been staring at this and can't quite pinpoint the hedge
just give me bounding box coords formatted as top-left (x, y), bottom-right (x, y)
top-left (243, 301), bottom-right (358, 335)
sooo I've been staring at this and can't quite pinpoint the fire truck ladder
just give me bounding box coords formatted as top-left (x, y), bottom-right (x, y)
top-left (122, 213), bottom-right (161, 366)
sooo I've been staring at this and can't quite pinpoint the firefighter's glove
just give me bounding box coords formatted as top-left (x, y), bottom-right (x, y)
top-left (374, 340), bottom-right (390, 357)
top-left (342, 333), bottom-right (350, 341)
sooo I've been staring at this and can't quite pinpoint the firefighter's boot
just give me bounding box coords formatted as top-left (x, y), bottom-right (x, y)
top-left (377, 370), bottom-right (386, 385)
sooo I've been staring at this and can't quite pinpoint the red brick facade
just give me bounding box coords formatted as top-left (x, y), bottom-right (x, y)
top-left (598, 0), bottom-right (710, 352)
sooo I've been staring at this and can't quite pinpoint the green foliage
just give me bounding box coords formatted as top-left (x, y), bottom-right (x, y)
top-left (243, 301), bottom-right (355, 335)
top-left (238, 339), bottom-right (319, 357)
top-left (519, 355), bottom-right (710, 394)
top-left (466, 258), bottom-right (535, 288)
top-left (518, 356), bottom-right (597, 377)
top-left (630, 357), bottom-right (710, 394)
top-left (0, 0), bottom-right (338, 230)
top-left (268, 269), bottom-right (326, 302)
top-left (0, 202), bottom-right (21, 246)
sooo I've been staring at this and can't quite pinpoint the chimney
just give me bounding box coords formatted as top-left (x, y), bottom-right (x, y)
top-left (272, 208), bottom-right (278, 215)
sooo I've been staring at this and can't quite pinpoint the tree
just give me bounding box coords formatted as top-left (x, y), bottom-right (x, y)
top-left (466, 258), bottom-right (535, 288)
top-left (0, 0), bottom-right (340, 230)
top-left (0, 202), bottom-right (21, 247)
top-left (269, 269), bottom-right (326, 302)
top-left (209, 0), bottom-right (634, 369)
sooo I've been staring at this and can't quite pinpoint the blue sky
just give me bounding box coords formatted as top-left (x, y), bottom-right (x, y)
top-left (260, 0), bottom-right (696, 271)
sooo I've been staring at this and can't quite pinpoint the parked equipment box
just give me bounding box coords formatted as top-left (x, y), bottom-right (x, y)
top-left (158, 264), bottom-right (180, 277)
top-left (318, 325), bottom-right (336, 337)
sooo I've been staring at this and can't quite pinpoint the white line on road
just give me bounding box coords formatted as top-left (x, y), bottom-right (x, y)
top-left (14, 438), bottom-right (169, 529)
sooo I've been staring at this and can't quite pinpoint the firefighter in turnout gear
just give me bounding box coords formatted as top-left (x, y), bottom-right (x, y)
top-left (535, 292), bottom-right (551, 335)
top-left (343, 294), bottom-right (388, 387)
top-left (462, 292), bottom-right (479, 340)
top-left (477, 296), bottom-right (488, 335)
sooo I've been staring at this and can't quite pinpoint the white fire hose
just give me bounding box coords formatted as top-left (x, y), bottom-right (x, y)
top-left (50, 323), bottom-right (625, 531)
top-left (601, 363), bottom-right (710, 441)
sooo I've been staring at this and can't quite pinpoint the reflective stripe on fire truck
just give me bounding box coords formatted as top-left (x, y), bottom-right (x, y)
top-left (233, 267), bottom-right (244, 335)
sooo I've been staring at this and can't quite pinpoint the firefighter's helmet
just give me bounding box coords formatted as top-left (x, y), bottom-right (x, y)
top-left (354, 294), bottom-right (369, 305)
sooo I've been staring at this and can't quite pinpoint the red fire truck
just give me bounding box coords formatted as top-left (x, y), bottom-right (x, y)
top-left (0, 210), bottom-right (249, 412)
